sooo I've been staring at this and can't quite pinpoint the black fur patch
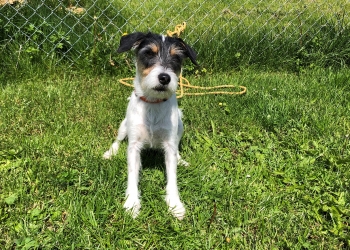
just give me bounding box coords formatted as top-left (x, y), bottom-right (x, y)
top-left (117, 32), bottom-right (198, 72)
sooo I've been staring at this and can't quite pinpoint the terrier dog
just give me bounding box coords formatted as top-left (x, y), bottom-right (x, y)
top-left (103, 32), bottom-right (197, 219)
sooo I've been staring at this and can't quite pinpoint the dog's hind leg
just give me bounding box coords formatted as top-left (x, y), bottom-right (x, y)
top-left (177, 152), bottom-right (189, 167)
top-left (103, 118), bottom-right (127, 159)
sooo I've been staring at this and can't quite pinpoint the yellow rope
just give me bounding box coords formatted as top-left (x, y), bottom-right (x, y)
top-left (177, 75), bottom-right (246, 98)
top-left (167, 22), bottom-right (187, 37)
top-left (119, 23), bottom-right (247, 98)
top-left (119, 77), bottom-right (247, 99)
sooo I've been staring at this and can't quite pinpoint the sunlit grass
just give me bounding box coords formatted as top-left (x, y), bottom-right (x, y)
top-left (1, 67), bottom-right (349, 248)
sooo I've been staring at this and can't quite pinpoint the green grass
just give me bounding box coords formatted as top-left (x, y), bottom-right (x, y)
top-left (1, 66), bottom-right (349, 249)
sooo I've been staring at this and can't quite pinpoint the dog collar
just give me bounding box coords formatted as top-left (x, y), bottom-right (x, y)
top-left (135, 92), bottom-right (168, 103)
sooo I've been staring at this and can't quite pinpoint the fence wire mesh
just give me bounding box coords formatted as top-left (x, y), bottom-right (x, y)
top-left (1, 0), bottom-right (349, 69)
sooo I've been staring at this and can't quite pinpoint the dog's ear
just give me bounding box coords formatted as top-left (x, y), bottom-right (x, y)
top-left (178, 38), bottom-right (198, 66)
top-left (117, 32), bottom-right (146, 53)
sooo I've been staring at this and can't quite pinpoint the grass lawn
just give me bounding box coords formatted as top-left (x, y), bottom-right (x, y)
top-left (0, 66), bottom-right (349, 249)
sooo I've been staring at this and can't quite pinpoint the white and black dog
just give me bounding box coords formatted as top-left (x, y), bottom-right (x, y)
top-left (103, 32), bottom-right (197, 219)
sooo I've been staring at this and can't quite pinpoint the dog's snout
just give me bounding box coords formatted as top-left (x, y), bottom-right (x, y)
top-left (158, 73), bottom-right (171, 85)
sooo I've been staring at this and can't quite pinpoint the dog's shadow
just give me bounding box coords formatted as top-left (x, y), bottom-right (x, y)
top-left (140, 148), bottom-right (165, 170)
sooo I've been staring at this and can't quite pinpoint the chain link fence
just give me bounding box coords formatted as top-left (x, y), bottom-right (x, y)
top-left (1, 0), bottom-right (349, 70)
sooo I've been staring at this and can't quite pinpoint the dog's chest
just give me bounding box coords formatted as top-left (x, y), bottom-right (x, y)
top-left (142, 106), bottom-right (173, 146)
top-left (127, 101), bottom-right (178, 148)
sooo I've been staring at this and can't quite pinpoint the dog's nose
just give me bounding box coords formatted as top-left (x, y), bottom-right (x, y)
top-left (158, 73), bottom-right (171, 85)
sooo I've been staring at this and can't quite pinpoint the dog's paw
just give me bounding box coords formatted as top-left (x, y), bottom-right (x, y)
top-left (166, 195), bottom-right (186, 220)
top-left (123, 196), bottom-right (141, 218)
top-left (103, 149), bottom-right (118, 159)
top-left (103, 150), bottom-right (113, 159)
top-left (178, 158), bottom-right (189, 167)
top-left (103, 143), bottom-right (119, 159)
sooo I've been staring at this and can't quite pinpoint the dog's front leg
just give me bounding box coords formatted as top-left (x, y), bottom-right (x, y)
top-left (124, 142), bottom-right (142, 218)
top-left (164, 143), bottom-right (186, 220)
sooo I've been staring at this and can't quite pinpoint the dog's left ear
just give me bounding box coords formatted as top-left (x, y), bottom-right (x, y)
top-left (117, 32), bottom-right (146, 53)
top-left (178, 38), bottom-right (198, 66)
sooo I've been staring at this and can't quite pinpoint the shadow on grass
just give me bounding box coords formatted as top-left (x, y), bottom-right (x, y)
top-left (140, 148), bottom-right (166, 171)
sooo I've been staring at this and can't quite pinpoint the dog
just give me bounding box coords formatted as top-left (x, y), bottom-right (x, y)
top-left (103, 32), bottom-right (197, 219)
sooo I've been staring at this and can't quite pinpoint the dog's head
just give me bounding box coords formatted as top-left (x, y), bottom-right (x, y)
top-left (117, 32), bottom-right (197, 100)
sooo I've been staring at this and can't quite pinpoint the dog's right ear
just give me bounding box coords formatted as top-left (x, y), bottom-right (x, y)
top-left (117, 32), bottom-right (146, 53)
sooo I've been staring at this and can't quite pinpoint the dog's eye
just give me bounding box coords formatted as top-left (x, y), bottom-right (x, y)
top-left (171, 54), bottom-right (182, 63)
top-left (144, 50), bottom-right (156, 57)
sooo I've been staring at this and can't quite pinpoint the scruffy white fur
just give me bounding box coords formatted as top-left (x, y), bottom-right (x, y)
top-left (103, 64), bottom-right (188, 220)
top-left (103, 32), bottom-right (197, 219)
